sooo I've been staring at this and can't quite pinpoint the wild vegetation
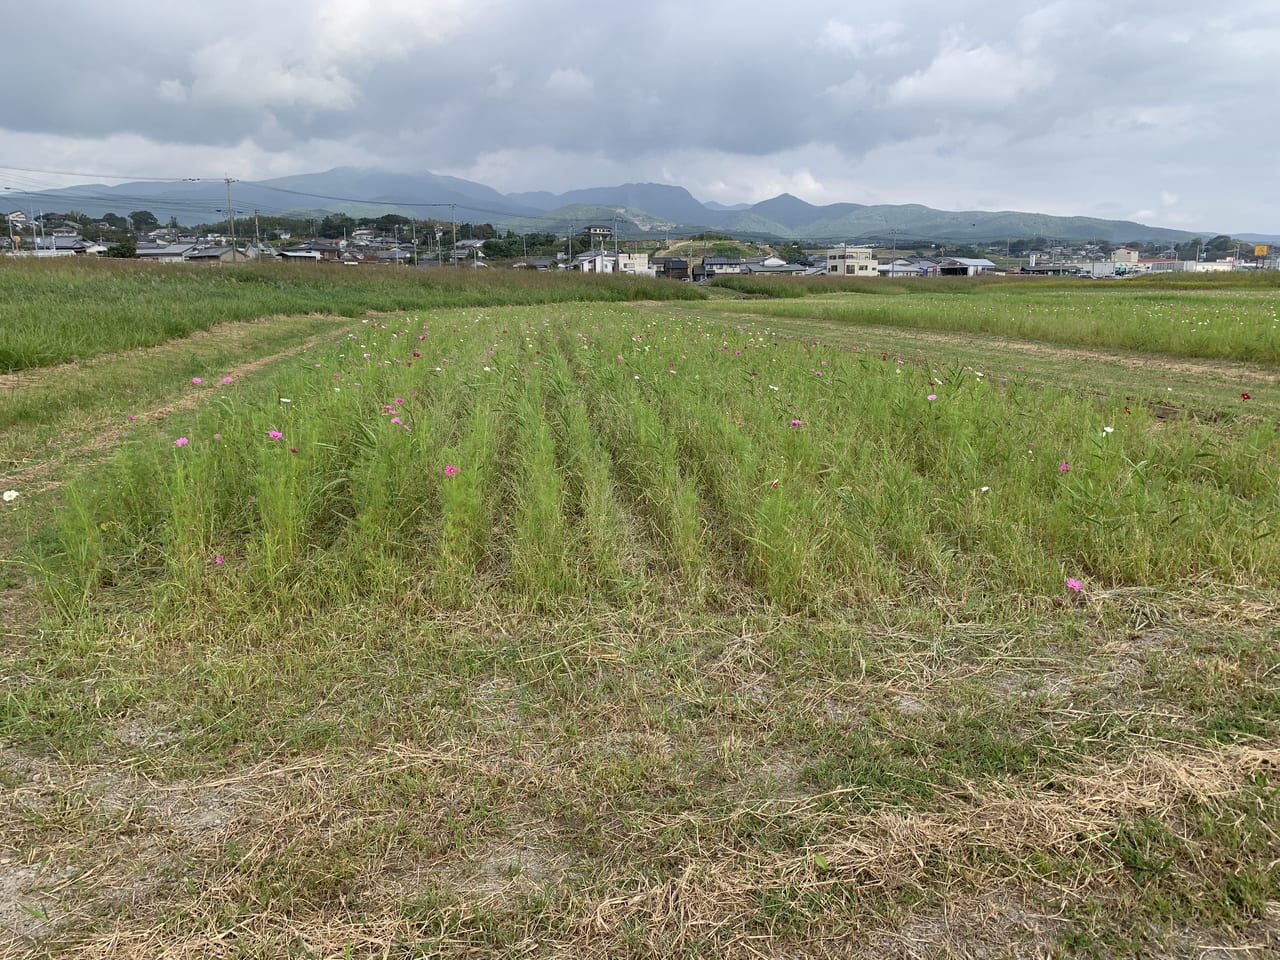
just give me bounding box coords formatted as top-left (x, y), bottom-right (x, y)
top-left (0, 259), bottom-right (702, 374)
top-left (1, 263), bottom-right (1277, 958)
top-left (709, 273), bottom-right (1280, 364)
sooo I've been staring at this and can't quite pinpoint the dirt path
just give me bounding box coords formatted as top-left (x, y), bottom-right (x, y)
top-left (1, 321), bottom-right (349, 493)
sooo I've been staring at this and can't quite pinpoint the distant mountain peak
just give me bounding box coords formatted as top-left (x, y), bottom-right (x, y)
top-left (12, 166), bottom-right (1213, 244)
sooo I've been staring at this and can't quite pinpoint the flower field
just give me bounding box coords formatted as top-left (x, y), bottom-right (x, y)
top-left (2, 274), bottom-right (1278, 958)
top-left (34, 305), bottom-right (1280, 621)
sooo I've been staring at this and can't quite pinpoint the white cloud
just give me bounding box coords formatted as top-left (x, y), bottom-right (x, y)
top-left (157, 80), bottom-right (187, 104)
top-left (821, 19), bottom-right (906, 57)
top-left (2, 1), bottom-right (1280, 233)
top-left (545, 68), bottom-right (594, 100)
top-left (889, 41), bottom-right (1051, 110)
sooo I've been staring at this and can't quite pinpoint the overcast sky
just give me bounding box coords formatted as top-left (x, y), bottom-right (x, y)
top-left (3, 1), bottom-right (1277, 233)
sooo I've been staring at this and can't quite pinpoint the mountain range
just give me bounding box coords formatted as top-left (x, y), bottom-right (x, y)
top-left (11, 166), bottom-right (1239, 245)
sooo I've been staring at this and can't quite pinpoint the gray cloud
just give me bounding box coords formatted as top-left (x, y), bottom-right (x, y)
top-left (2, 0), bottom-right (1277, 232)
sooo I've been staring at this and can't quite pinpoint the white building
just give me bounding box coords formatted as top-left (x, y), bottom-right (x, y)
top-left (616, 252), bottom-right (654, 277)
top-left (825, 246), bottom-right (879, 277)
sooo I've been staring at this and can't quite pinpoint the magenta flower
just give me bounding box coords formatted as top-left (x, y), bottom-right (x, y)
top-left (927, 394), bottom-right (937, 401)
top-left (444, 464), bottom-right (460, 477)
top-left (214, 555), bottom-right (224, 565)
top-left (174, 437), bottom-right (189, 447)
top-left (268, 430), bottom-right (283, 440)
top-left (191, 377), bottom-right (203, 385)
top-left (1059, 462), bottom-right (1070, 473)
top-left (1066, 577), bottom-right (1083, 593)
top-left (790, 419), bottom-right (803, 428)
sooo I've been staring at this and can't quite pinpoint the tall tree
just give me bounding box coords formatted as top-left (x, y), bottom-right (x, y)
top-left (129, 210), bottom-right (159, 231)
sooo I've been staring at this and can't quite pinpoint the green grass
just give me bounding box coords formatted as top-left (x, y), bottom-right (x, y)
top-left (701, 282), bottom-right (1280, 364)
top-left (0, 257), bottom-right (704, 374)
top-left (28, 304), bottom-right (1280, 620)
top-left (1, 274), bottom-right (1278, 958)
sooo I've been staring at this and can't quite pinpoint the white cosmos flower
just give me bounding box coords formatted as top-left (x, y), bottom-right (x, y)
top-left (2, 489), bottom-right (18, 502)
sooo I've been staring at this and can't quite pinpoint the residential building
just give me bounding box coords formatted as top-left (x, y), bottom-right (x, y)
top-left (703, 256), bottom-right (745, 275)
top-left (32, 235), bottom-right (105, 256)
top-left (877, 259), bottom-right (926, 278)
top-left (574, 251), bottom-right (615, 273)
top-left (652, 257), bottom-right (690, 281)
top-left (184, 246), bottom-right (248, 263)
top-left (826, 245), bottom-right (879, 277)
top-left (584, 224), bottom-right (613, 247)
top-left (136, 243), bottom-right (197, 263)
top-left (616, 252), bottom-right (654, 276)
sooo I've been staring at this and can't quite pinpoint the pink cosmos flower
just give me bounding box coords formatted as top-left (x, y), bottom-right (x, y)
top-left (927, 394), bottom-right (937, 401)
top-left (1059, 462), bottom-right (1070, 473)
top-left (191, 377), bottom-right (203, 385)
top-left (268, 430), bottom-right (283, 440)
top-left (790, 419), bottom-right (803, 427)
top-left (1066, 577), bottom-right (1083, 593)
top-left (174, 437), bottom-right (189, 447)
top-left (214, 555), bottom-right (224, 565)
top-left (444, 464), bottom-right (460, 477)
top-left (222, 376), bottom-right (233, 384)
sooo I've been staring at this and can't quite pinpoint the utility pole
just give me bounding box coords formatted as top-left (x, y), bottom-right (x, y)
top-left (450, 204), bottom-right (457, 267)
top-left (224, 176), bottom-right (238, 261)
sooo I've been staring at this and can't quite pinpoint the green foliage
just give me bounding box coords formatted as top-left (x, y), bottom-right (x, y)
top-left (103, 237), bottom-right (137, 259)
top-left (128, 210), bottom-right (159, 231)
